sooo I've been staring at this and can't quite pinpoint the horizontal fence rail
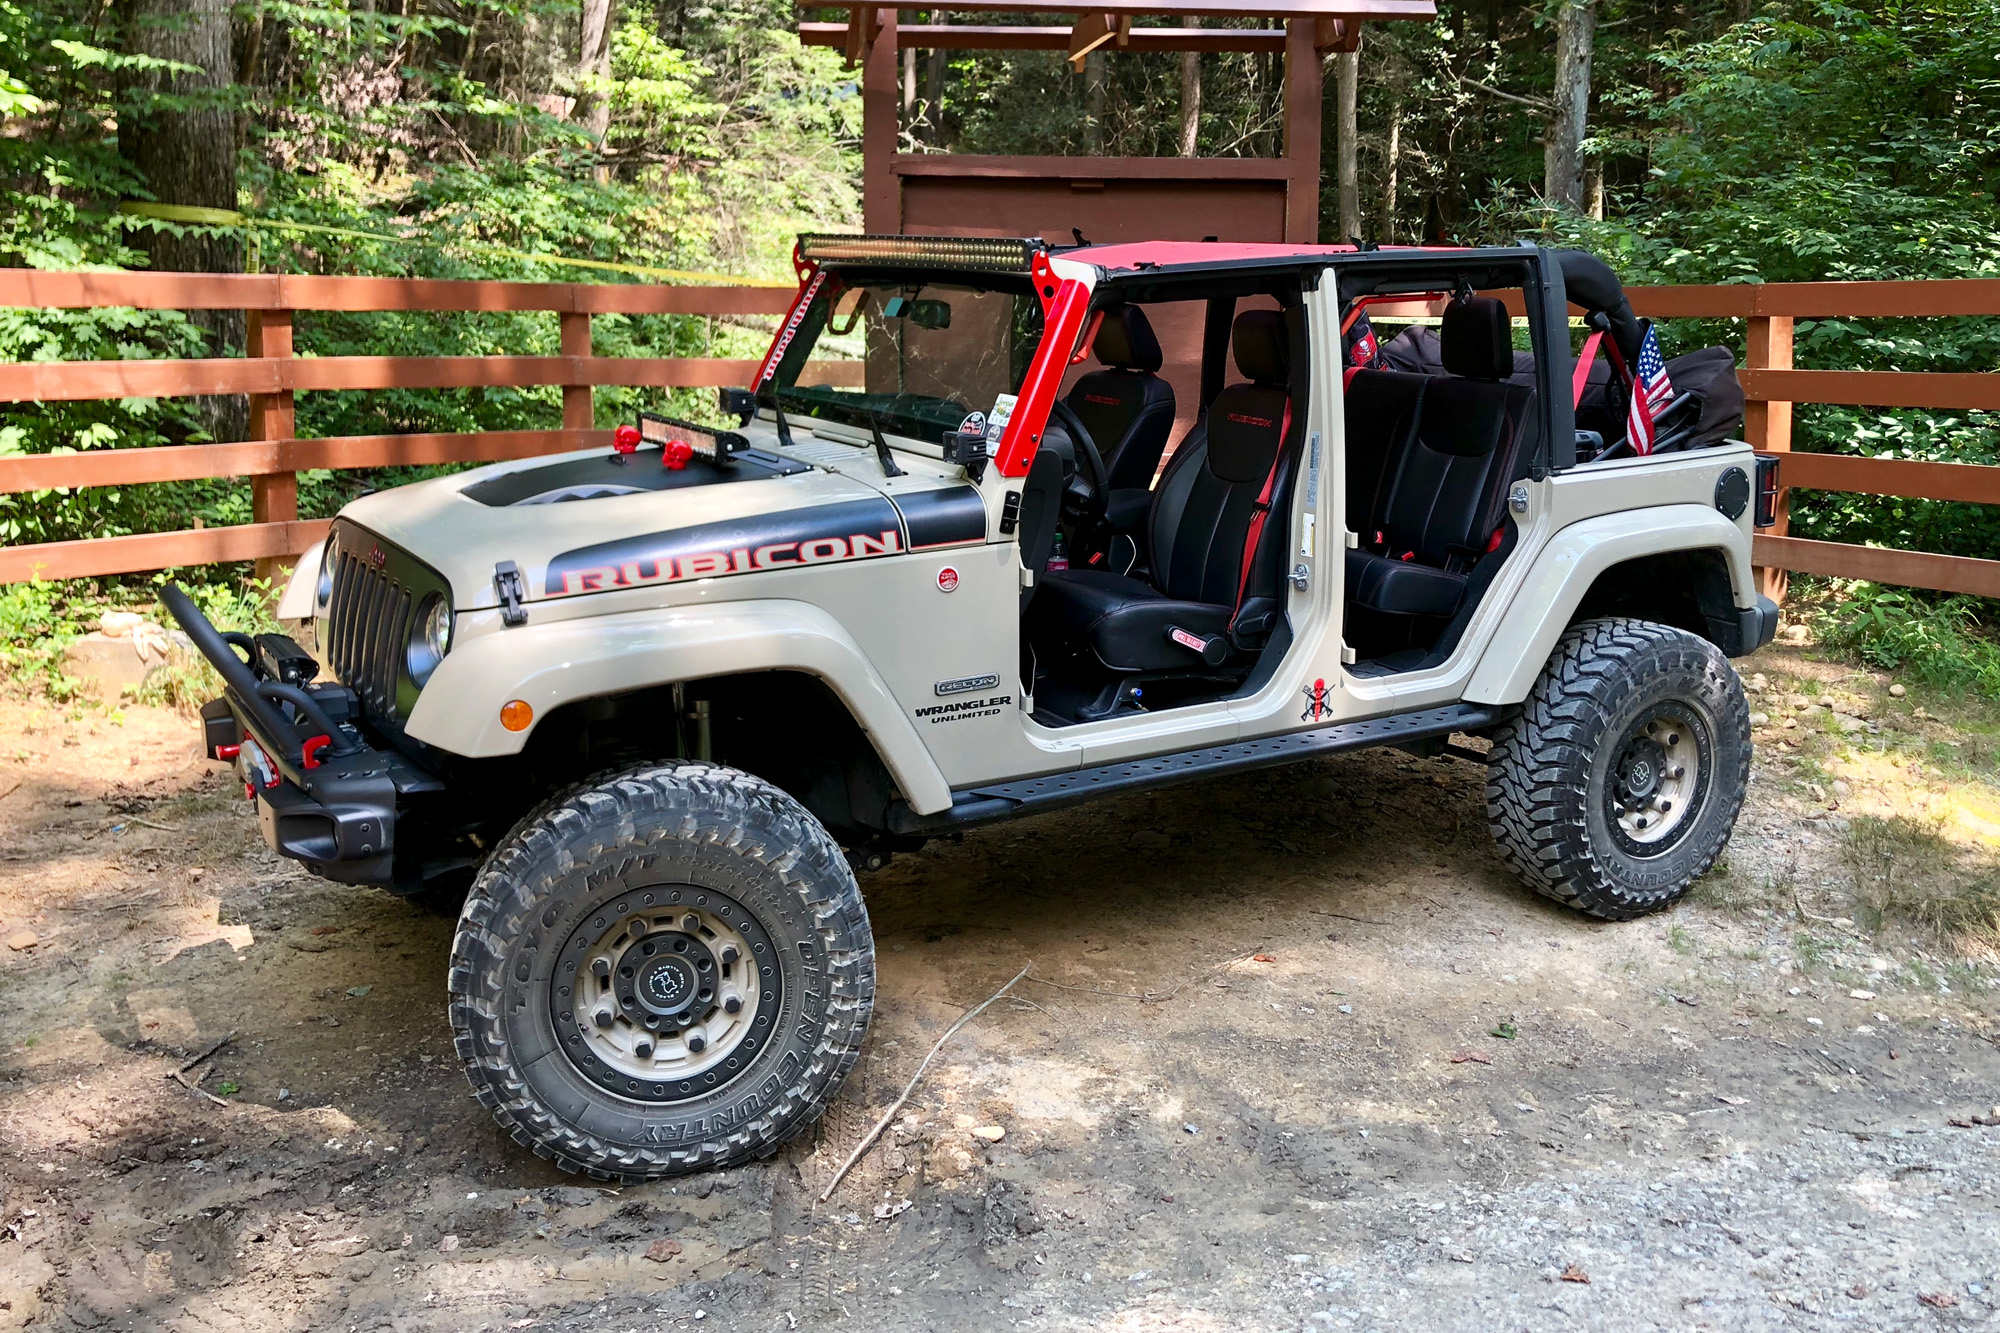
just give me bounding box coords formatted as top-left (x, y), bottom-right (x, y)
top-left (0, 269), bottom-right (1996, 599)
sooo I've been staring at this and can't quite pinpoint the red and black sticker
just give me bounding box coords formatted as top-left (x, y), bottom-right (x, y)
top-left (890, 485), bottom-right (986, 550)
top-left (544, 497), bottom-right (905, 598)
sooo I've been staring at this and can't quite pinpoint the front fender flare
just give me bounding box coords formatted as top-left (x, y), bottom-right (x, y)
top-left (1464, 505), bottom-right (1754, 705)
top-left (402, 598), bottom-right (954, 815)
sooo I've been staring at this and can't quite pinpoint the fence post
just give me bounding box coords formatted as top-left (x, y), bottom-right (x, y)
top-left (246, 308), bottom-right (297, 589)
top-left (1744, 312), bottom-right (1794, 603)
top-left (561, 311), bottom-right (593, 437)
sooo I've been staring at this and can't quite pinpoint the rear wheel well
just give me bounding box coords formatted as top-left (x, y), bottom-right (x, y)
top-left (1571, 548), bottom-right (1742, 648)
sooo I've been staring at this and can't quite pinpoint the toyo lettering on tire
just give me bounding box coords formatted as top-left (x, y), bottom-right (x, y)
top-left (1483, 618), bottom-right (1751, 921)
top-left (448, 763), bottom-right (875, 1178)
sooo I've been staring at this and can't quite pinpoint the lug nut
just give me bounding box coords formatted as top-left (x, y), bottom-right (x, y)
top-left (628, 917), bottom-right (649, 938)
top-left (723, 995), bottom-right (742, 1014)
top-left (591, 957), bottom-right (611, 978)
top-left (593, 1008), bottom-right (614, 1029)
top-left (686, 1033), bottom-right (707, 1054)
top-left (634, 1038), bottom-right (655, 1059)
top-left (719, 944), bottom-right (739, 965)
top-left (682, 913), bottom-right (701, 932)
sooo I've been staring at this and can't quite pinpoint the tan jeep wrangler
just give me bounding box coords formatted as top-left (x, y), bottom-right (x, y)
top-left (168, 234), bottom-right (1780, 1179)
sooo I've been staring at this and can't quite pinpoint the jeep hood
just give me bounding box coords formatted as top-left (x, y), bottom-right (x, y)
top-left (334, 429), bottom-right (985, 612)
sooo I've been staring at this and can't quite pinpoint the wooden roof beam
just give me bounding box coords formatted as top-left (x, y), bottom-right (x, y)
top-left (804, 0), bottom-right (1432, 19)
top-left (1066, 12), bottom-right (1132, 69)
top-left (799, 22), bottom-right (1289, 51)
top-left (1314, 16), bottom-right (1364, 50)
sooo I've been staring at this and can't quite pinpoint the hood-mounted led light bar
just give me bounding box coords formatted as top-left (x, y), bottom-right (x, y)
top-left (796, 234), bottom-right (1045, 273)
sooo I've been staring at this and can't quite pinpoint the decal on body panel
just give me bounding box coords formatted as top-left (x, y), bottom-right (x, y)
top-left (544, 497), bottom-right (904, 598)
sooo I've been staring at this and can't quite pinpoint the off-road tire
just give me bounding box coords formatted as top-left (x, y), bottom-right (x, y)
top-left (1485, 617), bottom-right (1750, 921)
top-left (448, 762), bottom-right (874, 1179)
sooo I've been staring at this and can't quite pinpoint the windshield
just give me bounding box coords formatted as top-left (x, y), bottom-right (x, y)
top-left (761, 270), bottom-right (1045, 445)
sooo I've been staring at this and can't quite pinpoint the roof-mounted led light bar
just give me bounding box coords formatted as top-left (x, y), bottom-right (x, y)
top-left (797, 234), bottom-right (1045, 273)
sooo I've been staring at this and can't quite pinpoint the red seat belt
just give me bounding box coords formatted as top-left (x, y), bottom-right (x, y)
top-left (1232, 399), bottom-right (1292, 624)
top-left (1572, 330), bottom-right (1603, 407)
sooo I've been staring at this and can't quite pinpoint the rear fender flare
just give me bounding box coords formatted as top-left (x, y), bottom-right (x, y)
top-left (402, 598), bottom-right (953, 814)
top-left (1464, 505), bottom-right (1754, 705)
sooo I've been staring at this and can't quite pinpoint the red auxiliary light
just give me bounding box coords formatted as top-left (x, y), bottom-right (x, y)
top-left (612, 423), bottom-right (642, 455)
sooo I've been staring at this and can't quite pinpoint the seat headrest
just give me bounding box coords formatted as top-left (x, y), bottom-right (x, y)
top-left (1092, 303), bottom-right (1163, 373)
top-left (1231, 310), bottom-right (1290, 385)
top-left (1440, 296), bottom-right (1513, 380)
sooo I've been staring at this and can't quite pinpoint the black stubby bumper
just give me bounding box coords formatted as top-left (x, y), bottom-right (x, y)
top-left (167, 585), bottom-right (442, 886)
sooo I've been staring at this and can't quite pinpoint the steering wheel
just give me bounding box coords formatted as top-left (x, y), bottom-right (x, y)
top-left (1048, 399), bottom-right (1110, 530)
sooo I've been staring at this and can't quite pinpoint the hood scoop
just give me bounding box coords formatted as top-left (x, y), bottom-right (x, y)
top-left (461, 446), bottom-right (812, 509)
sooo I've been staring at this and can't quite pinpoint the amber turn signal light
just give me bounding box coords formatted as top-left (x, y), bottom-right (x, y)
top-left (500, 699), bottom-right (534, 732)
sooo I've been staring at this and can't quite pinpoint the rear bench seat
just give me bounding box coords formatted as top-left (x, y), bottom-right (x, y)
top-left (1343, 295), bottom-right (1534, 625)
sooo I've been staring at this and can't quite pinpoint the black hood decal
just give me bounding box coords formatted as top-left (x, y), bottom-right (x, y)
top-left (891, 485), bottom-right (987, 549)
top-left (544, 496), bottom-right (906, 598)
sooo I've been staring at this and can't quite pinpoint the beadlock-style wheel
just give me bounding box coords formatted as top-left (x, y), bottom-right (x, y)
top-left (552, 888), bottom-right (780, 1103)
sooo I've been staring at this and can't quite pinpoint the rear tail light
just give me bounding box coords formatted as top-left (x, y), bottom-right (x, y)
top-left (1753, 453), bottom-right (1781, 528)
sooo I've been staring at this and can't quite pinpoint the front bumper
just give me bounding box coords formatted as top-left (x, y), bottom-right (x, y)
top-left (169, 585), bottom-right (442, 886)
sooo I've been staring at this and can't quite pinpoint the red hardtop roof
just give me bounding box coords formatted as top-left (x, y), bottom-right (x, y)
top-left (1069, 239), bottom-right (1468, 273)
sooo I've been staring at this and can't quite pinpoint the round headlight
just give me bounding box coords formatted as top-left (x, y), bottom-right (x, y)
top-left (316, 536), bottom-right (338, 607)
top-left (408, 593), bottom-right (452, 685)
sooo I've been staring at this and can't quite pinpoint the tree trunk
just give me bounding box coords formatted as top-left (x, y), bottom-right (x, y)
top-left (120, 0), bottom-right (244, 443)
top-left (1379, 89), bottom-right (1403, 243)
top-left (1335, 49), bottom-right (1360, 243)
top-left (576, 0), bottom-right (614, 150)
top-left (923, 26), bottom-right (946, 145)
top-left (1177, 16), bottom-right (1200, 157)
top-left (1584, 161), bottom-right (1604, 219)
top-left (902, 46), bottom-right (916, 119)
top-left (1543, 0), bottom-right (1595, 211)
top-left (1083, 49), bottom-right (1106, 155)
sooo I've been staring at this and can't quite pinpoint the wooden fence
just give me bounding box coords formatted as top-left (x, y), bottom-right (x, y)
top-left (1, 269), bottom-right (1996, 600)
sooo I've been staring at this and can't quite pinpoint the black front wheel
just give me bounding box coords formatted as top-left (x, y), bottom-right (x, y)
top-left (1485, 617), bottom-right (1751, 920)
top-left (449, 763), bottom-right (875, 1178)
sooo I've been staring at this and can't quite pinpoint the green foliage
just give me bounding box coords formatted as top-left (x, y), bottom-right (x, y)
top-left (1809, 580), bottom-right (2000, 700)
top-left (0, 577), bottom-right (100, 701)
top-left (0, 0), bottom-right (857, 562)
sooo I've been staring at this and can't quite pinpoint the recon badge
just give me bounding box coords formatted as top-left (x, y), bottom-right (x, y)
top-left (935, 673), bottom-right (1000, 696)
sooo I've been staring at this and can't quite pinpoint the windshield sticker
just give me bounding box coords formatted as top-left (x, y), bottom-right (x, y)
top-left (957, 410), bottom-right (987, 438)
top-left (986, 393), bottom-right (1018, 442)
top-left (543, 496), bottom-right (904, 598)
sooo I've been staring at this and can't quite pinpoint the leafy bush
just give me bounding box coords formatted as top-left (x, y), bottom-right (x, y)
top-left (1809, 580), bottom-right (2000, 700)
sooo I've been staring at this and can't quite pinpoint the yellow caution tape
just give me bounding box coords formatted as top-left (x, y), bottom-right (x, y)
top-left (116, 202), bottom-right (795, 287)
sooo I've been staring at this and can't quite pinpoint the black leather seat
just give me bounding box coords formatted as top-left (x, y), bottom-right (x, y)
top-left (1033, 310), bottom-right (1295, 674)
top-left (1065, 304), bottom-right (1177, 490)
top-left (1344, 296), bottom-right (1533, 622)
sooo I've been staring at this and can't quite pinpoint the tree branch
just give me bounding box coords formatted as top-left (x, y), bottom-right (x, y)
top-left (1460, 76), bottom-right (1553, 113)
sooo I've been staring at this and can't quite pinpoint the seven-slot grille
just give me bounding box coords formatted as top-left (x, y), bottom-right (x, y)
top-left (326, 537), bottom-right (420, 724)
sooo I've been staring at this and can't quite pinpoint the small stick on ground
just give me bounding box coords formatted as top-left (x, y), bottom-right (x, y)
top-left (179, 1033), bottom-right (235, 1073)
top-left (1309, 910), bottom-right (1389, 926)
top-left (167, 1069), bottom-right (228, 1107)
top-left (126, 816), bottom-right (178, 832)
top-left (0, 781), bottom-right (21, 804)
top-left (819, 963), bottom-right (1030, 1202)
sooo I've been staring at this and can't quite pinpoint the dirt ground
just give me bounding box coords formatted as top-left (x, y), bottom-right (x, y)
top-left (2, 642), bottom-right (1997, 1333)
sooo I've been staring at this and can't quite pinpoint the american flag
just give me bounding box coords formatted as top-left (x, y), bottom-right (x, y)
top-left (1626, 322), bottom-right (1675, 455)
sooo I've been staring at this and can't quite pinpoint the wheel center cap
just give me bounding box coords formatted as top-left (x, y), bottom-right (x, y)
top-left (636, 954), bottom-right (698, 1015)
top-left (1619, 738), bottom-right (1667, 801)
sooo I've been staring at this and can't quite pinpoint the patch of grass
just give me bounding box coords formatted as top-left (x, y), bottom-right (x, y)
top-left (1809, 581), bottom-right (2000, 702)
top-left (1667, 924), bottom-right (1696, 955)
top-left (1842, 813), bottom-right (2000, 953)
